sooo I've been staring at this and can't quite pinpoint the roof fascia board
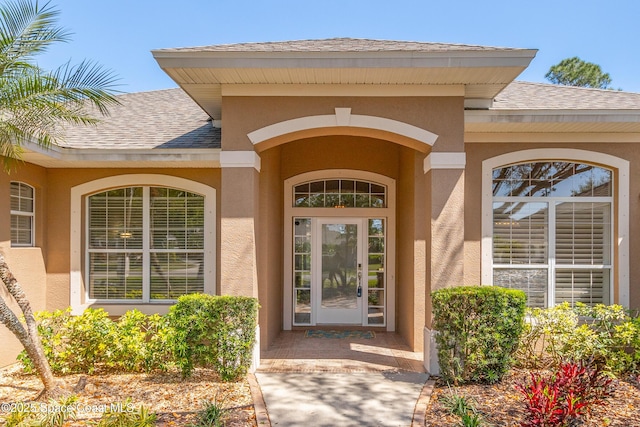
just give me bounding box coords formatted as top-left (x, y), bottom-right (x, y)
top-left (21, 140), bottom-right (221, 164)
top-left (153, 50), bottom-right (537, 69)
top-left (221, 83), bottom-right (464, 97)
top-left (466, 109), bottom-right (640, 123)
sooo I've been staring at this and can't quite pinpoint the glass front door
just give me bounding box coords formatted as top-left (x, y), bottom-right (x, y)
top-left (316, 219), bottom-right (362, 324)
top-left (293, 217), bottom-right (386, 326)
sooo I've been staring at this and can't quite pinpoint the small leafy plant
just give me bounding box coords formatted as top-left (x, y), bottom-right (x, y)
top-left (190, 396), bottom-right (228, 427)
top-left (2, 395), bottom-right (78, 427)
top-left (440, 386), bottom-right (485, 427)
top-left (95, 399), bottom-right (156, 427)
top-left (516, 360), bottom-right (614, 427)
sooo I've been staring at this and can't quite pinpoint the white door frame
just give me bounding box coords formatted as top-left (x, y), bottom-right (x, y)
top-left (283, 169), bottom-right (396, 330)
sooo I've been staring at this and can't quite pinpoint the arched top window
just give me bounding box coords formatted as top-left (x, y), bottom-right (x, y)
top-left (293, 179), bottom-right (386, 208)
top-left (493, 162), bottom-right (612, 198)
top-left (490, 161), bottom-right (613, 308)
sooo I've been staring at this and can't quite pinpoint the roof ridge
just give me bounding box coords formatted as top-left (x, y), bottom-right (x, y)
top-left (154, 37), bottom-right (529, 53)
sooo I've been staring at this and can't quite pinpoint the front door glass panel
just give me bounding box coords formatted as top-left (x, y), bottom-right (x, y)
top-left (321, 223), bottom-right (358, 309)
top-left (292, 217), bottom-right (387, 326)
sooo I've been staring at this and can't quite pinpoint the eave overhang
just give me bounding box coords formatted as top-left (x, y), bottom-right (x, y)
top-left (19, 141), bottom-right (221, 168)
top-left (152, 48), bottom-right (538, 119)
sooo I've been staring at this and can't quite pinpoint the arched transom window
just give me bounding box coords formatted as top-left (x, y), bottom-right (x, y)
top-left (87, 186), bottom-right (205, 301)
top-left (492, 162), bottom-right (612, 307)
top-left (293, 179), bottom-right (386, 208)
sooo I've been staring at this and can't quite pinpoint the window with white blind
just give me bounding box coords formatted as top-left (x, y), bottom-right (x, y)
top-left (492, 162), bottom-right (612, 307)
top-left (87, 186), bottom-right (205, 301)
top-left (10, 182), bottom-right (35, 247)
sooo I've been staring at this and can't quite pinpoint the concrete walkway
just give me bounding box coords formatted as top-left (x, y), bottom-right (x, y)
top-left (253, 331), bottom-right (433, 426)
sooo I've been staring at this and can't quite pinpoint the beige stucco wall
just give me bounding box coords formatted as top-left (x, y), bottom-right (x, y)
top-left (0, 166), bottom-right (220, 366)
top-left (464, 140), bottom-right (640, 309)
top-left (222, 96), bottom-right (463, 153)
top-left (220, 94), bottom-right (464, 351)
top-left (0, 162), bottom-right (48, 367)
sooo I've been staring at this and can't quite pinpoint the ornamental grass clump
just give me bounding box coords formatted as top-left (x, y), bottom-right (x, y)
top-left (432, 286), bottom-right (527, 384)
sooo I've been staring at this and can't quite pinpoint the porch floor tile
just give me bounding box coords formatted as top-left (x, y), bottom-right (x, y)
top-left (258, 331), bottom-right (425, 373)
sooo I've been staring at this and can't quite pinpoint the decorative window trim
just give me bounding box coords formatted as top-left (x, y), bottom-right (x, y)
top-left (283, 169), bottom-right (396, 332)
top-left (481, 149), bottom-right (629, 307)
top-left (71, 174), bottom-right (216, 315)
top-left (10, 181), bottom-right (35, 247)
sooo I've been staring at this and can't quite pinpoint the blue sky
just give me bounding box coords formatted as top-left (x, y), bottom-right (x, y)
top-left (38, 0), bottom-right (640, 93)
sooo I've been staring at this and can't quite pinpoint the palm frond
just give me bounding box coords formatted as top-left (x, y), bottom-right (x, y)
top-left (50, 60), bottom-right (121, 115)
top-left (0, 1), bottom-right (121, 171)
top-left (0, 0), bottom-right (69, 64)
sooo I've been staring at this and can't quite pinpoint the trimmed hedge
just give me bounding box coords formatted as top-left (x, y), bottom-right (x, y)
top-left (432, 286), bottom-right (526, 384)
top-left (169, 294), bottom-right (259, 381)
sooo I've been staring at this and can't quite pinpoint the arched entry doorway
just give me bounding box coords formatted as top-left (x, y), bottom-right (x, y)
top-left (283, 170), bottom-right (396, 330)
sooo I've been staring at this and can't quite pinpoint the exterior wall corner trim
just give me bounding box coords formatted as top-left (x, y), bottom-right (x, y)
top-left (220, 150), bottom-right (261, 171)
top-left (423, 152), bottom-right (467, 173)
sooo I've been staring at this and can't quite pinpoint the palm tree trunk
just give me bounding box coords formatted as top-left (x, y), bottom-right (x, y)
top-left (0, 252), bottom-right (64, 399)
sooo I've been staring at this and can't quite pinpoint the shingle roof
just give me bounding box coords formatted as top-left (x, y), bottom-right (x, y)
top-left (155, 37), bottom-right (525, 53)
top-left (59, 88), bottom-right (220, 149)
top-left (494, 81), bottom-right (640, 110)
top-left (57, 80), bottom-right (640, 151)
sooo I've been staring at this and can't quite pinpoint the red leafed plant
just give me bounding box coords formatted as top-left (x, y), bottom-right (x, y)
top-left (516, 360), bottom-right (614, 427)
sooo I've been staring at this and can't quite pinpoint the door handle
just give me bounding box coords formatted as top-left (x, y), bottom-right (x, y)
top-left (357, 263), bottom-right (362, 297)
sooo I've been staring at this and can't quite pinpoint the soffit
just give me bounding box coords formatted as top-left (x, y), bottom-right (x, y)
top-left (153, 40), bottom-right (537, 119)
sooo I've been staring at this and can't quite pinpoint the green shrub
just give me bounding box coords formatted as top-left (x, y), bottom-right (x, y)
top-left (169, 294), bottom-right (259, 380)
top-left (18, 308), bottom-right (173, 374)
top-left (19, 308), bottom-right (115, 374)
top-left (108, 310), bottom-right (173, 373)
top-left (517, 302), bottom-right (640, 375)
top-left (432, 286), bottom-right (527, 384)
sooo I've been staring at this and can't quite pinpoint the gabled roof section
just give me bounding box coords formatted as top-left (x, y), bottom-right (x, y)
top-left (466, 81), bottom-right (640, 134)
top-left (152, 38), bottom-right (537, 119)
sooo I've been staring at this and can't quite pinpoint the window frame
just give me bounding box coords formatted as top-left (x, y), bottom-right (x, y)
top-left (492, 192), bottom-right (613, 307)
top-left (10, 181), bottom-right (35, 247)
top-left (70, 175), bottom-right (216, 314)
top-left (86, 186), bottom-right (206, 303)
top-left (481, 149), bottom-right (629, 308)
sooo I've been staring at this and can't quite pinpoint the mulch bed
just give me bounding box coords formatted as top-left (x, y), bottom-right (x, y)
top-left (423, 369), bottom-right (640, 426)
top-left (0, 364), bottom-right (256, 426)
